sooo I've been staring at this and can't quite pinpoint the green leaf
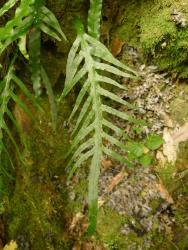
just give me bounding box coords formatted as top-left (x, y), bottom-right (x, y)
top-left (125, 142), bottom-right (145, 157)
top-left (62, 67), bottom-right (87, 98)
top-left (68, 149), bottom-right (94, 180)
top-left (65, 37), bottom-right (81, 83)
top-left (103, 147), bottom-right (132, 166)
top-left (0, 0), bottom-right (19, 17)
top-left (18, 34), bottom-right (29, 59)
top-left (146, 134), bottom-right (164, 150)
top-left (66, 138), bottom-right (94, 165)
top-left (68, 123), bottom-right (95, 156)
top-left (95, 62), bottom-right (136, 79)
top-left (71, 95), bottom-right (92, 135)
top-left (98, 86), bottom-right (134, 109)
top-left (0, 16), bottom-right (33, 55)
top-left (96, 74), bottom-right (127, 90)
top-left (66, 51), bottom-right (83, 87)
top-left (102, 119), bottom-right (128, 139)
top-left (41, 66), bottom-right (57, 130)
top-left (10, 91), bottom-right (34, 120)
top-left (86, 34), bottom-right (138, 76)
top-left (39, 23), bottom-right (61, 41)
top-left (102, 132), bottom-right (127, 152)
top-left (139, 154), bottom-right (153, 167)
top-left (0, 0), bottom-right (33, 40)
top-left (69, 80), bottom-right (90, 122)
top-left (40, 6), bottom-right (67, 41)
top-left (102, 105), bottom-right (138, 123)
top-left (12, 74), bottom-right (41, 110)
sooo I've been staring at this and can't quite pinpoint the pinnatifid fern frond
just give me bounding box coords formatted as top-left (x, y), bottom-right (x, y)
top-left (0, 55), bottom-right (40, 163)
top-left (0, 0), bottom-right (66, 56)
top-left (0, 0), bottom-right (66, 129)
top-left (61, 20), bottom-right (141, 234)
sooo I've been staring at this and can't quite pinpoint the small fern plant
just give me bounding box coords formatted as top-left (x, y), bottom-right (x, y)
top-left (60, 0), bottom-right (142, 235)
top-left (0, 54), bottom-right (41, 163)
top-left (0, 0), bottom-right (67, 129)
top-left (0, 0), bottom-right (67, 147)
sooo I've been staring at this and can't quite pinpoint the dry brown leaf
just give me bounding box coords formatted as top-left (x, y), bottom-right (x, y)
top-left (3, 241), bottom-right (17, 250)
top-left (111, 38), bottom-right (125, 57)
top-left (101, 159), bottom-right (112, 171)
top-left (108, 171), bottom-right (125, 193)
top-left (156, 182), bottom-right (174, 204)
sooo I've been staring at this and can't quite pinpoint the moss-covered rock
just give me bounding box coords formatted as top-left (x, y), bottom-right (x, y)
top-left (113, 0), bottom-right (188, 77)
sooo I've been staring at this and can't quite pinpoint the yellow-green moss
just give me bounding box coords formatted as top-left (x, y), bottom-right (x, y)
top-left (115, 0), bottom-right (188, 77)
top-left (5, 98), bottom-right (72, 249)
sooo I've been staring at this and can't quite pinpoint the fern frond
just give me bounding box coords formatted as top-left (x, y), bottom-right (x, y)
top-left (0, 0), bottom-right (67, 121)
top-left (0, 56), bottom-right (40, 163)
top-left (61, 18), bottom-right (140, 234)
top-left (0, 0), bottom-right (67, 55)
top-left (40, 6), bottom-right (67, 41)
top-left (0, 0), bottom-right (34, 54)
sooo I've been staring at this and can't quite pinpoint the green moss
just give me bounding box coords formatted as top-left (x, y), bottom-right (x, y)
top-left (140, 0), bottom-right (188, 76)
top-left (170, 97), bottom-right (188, 124)
top-left (97, 207), bottom-right (130, 249)
top-left (115, 1), bottom-right (140, 46)
top-left (156, 163), bottom-right (177, 190)
top-left (96, 207), bottom-right (177, 249)
top-left (5, 97), bottom-right (72, 249)
top-left (115, 0), bottom-right (188, 77)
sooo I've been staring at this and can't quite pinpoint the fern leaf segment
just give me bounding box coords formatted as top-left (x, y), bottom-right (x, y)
top-left (87, 0), bottom-right (102, 39)
top-left (68, 80), bottom-right (90, 122)
top-left (41, 66), bottom-right (57, 130)
top-left (0, 0), bottom-right (19, 17)
top-left (72, 111), bottom-right (94, 137)
top-left (102, 119), bottom-right (128, 139)
top-left (67, 123), bottom-right (95, 156)
top-left (96, 75), bottom-right (127, 90)
top-left (98, 86), bottom-right (134, 109)
top-left (72, 95), bottom-right (92, 135)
